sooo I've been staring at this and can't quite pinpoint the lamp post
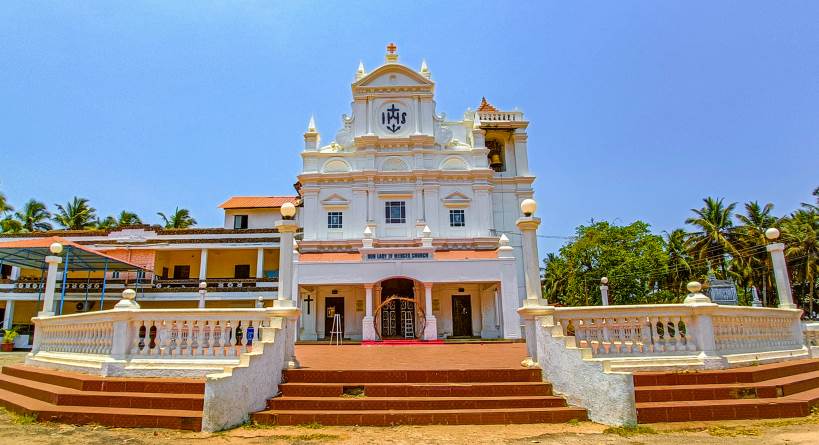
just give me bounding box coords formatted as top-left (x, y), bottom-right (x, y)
top-left (38, 242), bottom-right (64, 317)
top-left (600, 277), bottom-right (609, 306)
top-left (765, 228), bottom-right (796, 309)
top-left (515, 199), bottom-right (555, 366)
top-left (198, 281), bottom-right (207, 309)
top-left (272, 202), bottom-right (301, 368)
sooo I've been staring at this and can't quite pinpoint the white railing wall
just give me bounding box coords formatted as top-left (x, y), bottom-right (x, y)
top-left (554, 304), bottom-right (804, 360)
top-left (29, 307), bottom-right (279, 376)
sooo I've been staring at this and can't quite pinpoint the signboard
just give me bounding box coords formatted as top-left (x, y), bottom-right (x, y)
top-left (365, 252), bottom-right (430, 261)
top-left (706, 277), bottom-right (739, 306)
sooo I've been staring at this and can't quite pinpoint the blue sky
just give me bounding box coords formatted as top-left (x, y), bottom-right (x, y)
top-left (1, 1), bottom-right (817, 254)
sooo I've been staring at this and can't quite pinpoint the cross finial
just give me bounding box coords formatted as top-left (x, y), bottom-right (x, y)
top-left (386, 42), bottom-right (397, 54)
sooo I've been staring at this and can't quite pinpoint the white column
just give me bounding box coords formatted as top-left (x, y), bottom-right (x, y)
top-left (199, 248), bottom-right (208, 281)
top-left (423, 282), bottom-right (437, 341)
top-left (275, 221), bottom-right (298, 303)
top-left (768, 242), bottom-right (796, 309)
top-left (362, 284), bottom-right (376, 341)
top-left (512, 131), bottom-right (531, 176)
top-left (516, 216), bottom-right (544, 304)
top-left (9, 267), bottom-right (20, 281)
top-left (3, 300), bottom-right (14, 329)
top-left (600, 285), bottom-right (609, 306)
top-left (39, 255), bottom-right (62, 317)
top-left (256, 248), bottom-right (265, 279)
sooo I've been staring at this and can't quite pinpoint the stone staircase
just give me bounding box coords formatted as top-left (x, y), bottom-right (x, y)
top-left (252, 368), bottom-right (587, 426)
top-left (0, 364), bottom-right (204, 430)
top-left (635, 358), bottom-right (819, 422)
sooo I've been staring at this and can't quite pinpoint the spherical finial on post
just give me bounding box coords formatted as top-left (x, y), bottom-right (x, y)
top-left (765, 227), bottom-right (780, 241)
top-left (122, 288), bottom-right (136, 300)
top-left (601, 277), bottom-right (608, 285)
top-left (520, 199), bottom-right (537, 217)
top-left (49, 242), bottom-right (63, 255)
top-left (199, 281), bottom-right (207, 290)
top-left (280, 202), bottom-right (296, 220)
top-left (686, 281), bottom-right (702, 293)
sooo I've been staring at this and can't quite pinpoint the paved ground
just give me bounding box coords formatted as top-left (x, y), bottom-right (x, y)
top-left (294, 343), bottom-right (527, 370)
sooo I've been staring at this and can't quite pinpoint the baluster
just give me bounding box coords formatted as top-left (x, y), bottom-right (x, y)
top-left (188, 320), bottom-right (197, 356)
top-left (180, 321), bottom-right (190, 355)
top-left (202, 321), bottom-right (212, 355)
top-left (172, 320), bottom-right (182, 356)
top-left (195, 321), bottom-right (205, 355)
top-left (211, 321), bottom-right (222, 355)
top-left (650, 316), bottom-right (662, 353)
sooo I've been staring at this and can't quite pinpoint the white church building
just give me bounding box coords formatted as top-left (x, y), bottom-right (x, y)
top-left (292, 44), bottom-right (536, 341)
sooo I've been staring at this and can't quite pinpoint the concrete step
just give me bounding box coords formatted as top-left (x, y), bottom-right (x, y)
top-left (1, 364), bottom-right (205, 394)
top-left (267, 395), bottom-right (566, 410)
top-left (636, 396), bottom-right (816, 423)
top-left (279, 381), bottom-right (553, 397)
top-left (284, 368), bottom-right (542, 384)
top-left (0, 386), bottom-right (202, 430)
top-left (253, 406), bottom-right (588, 426)
top-left (633, 359), bottom-right (819, 387)
top-left (0, 373), bottom-right (203, 410)
top-left (635, 370), bottom-right (819, 403)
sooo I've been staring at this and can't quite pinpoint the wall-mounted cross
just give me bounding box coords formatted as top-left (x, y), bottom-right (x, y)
top-left (303, 294), bottom-right (314, 315)
top-left (386, 42), bottom-right (397, 54)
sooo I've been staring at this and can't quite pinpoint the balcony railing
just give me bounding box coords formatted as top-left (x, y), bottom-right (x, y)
top-left (477, 110), bottom-right (525, 122)
top-left (2, 277), bottom-right (278, 293)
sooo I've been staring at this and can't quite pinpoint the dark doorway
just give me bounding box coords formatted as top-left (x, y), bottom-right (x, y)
top-left (324, 297), bottom-right (345, 338)
top-left (234, 264), bottom-right (250, 279)
top-left (173, 265), bottom-right (190, 279)
top-left (451, 295), bottom-right (473, 337)
top-left (380, 278), bottom-right (416, 338)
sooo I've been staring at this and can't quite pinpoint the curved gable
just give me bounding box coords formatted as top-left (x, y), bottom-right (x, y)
top-left (353, 64), bottom-right (434, 88)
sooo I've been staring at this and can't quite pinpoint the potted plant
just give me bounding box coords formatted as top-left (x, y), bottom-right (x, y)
top-left (2, 328), bottom-right (18, 352)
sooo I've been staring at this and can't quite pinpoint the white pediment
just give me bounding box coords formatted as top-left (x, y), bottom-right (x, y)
top-left (354, 64), bottom-right (434, 89)
top-left (320, 194), bottom-right (350, 209)
top-left (442, 192), bottom-right (471, 208)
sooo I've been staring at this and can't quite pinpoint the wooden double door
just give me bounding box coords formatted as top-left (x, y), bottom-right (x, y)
top-left (451, 295), bottom-right (473, 337)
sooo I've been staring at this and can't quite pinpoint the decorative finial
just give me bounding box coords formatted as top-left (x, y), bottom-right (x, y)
top-left (422, 225), bottom-right (432, 236)
top-left (355, 60), bottom-right (366, 80)
top-left (765, 227), bottom-right (780, 241)
top-left (420, 59), bottom-right (430, 78)
top-left (307, 115), bottom-right (316, 132)
top-left (385, 42), bottom-right (399, 63)
top-left (499, 233), bottom-right (510, 246)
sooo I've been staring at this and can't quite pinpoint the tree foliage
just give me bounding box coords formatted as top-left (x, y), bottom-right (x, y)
top-left (157, 207), bottom-right (196, 229)
top-left (54, 197), bottom-right (96, 230)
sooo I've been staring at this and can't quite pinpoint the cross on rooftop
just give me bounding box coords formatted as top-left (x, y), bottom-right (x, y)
top-left (386, 42), bottom-right (397, 54)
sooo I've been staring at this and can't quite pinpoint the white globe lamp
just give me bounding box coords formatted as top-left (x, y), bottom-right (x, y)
top-left (49, 242), bottom-right (63, 255)
top-left (765, 227), bottom-right (780, 241)
top-left (280, 202), bottom-right (296, 220)
top-left (520, 199), bottom-right (537, 217)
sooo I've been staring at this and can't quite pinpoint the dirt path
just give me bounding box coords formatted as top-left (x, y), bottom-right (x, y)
top-left (0, 410), bottom-right (817, 445)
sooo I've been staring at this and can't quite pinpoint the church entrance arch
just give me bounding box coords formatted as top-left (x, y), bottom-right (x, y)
top-left (374, 278), bottom-right (425, 339)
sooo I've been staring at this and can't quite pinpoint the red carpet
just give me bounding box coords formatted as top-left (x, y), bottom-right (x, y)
top-left (361, 339), bottom-right (445, 346)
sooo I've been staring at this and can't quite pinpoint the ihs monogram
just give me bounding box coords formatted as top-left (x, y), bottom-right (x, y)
top-left (381, 104), bottom-right (407, 133)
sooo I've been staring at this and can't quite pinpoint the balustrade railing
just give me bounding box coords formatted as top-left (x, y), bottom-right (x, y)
top-left (477, 111), bottom-right (524, 122)
top-left (31, 308), bottom-right (273, 360)
top-left (554, 304), bottom-right (804, 359)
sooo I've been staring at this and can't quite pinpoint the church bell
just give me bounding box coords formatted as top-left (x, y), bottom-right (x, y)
top-left (489, 153), bottom-right (503, 169)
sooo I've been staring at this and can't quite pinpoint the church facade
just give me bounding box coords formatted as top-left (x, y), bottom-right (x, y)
top-left (0, 44), bottom-right (537, 344)
top-left (293, 45), bottom-right (536, 341)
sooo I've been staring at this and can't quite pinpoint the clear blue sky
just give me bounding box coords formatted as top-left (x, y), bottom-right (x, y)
top-left (1, 1), bottom-right (817, 254)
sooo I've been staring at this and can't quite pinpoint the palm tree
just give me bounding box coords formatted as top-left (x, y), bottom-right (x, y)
top-left (782, 209), bottom-right (819, 315)
top-left (685, 197), bottom-right (738, 277)
top-left (54, 197), bottom-right (97, 230)
top-left (117, 211), bottom-right (142, 226)
top-left (157, 207), bottom-right (196, 229)
top-left (95, 216), bottom-right (118, 230)
top-left (663, 229), bottom-right (694, 293)
top-left (734, 201), bottom-right (778, 304)
top-left (0, 192), bottom-right (12, 216)
top-left (13, 199), bottom-right (53, 232)
top-left (1, 217), bottom-right (22, 233)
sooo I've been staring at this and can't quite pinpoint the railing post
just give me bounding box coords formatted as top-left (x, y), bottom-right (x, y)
top-left (111, 289), bottom-right (139, 360)
top-left (765, 228), bottom-right (797, 309)
top-left (684, 282), bottom-right (718, 356)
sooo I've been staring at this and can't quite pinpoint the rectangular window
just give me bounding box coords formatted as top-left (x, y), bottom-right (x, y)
top-left (234, 264), bottom-right (251, 279)
top-left (233, 215), bottom-right (249, 229)
top-left (449, 209), bottom-right (466, 227)
top-left (111, 271), bottom-right (121, 279)
top-left (385, 201), bottom-right (406, 224)
top-left (136, 270), bottom-right (146, 280)
top-left (327, 211), bottom-right (343, 229)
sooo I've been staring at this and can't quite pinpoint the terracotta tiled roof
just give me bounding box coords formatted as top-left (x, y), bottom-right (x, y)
top-left (218, 196), bottom-right (300, 209)
top-left (0, 236), bottom-right (148, 270)
top-left (477, 97), bottom-right (498, 112)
